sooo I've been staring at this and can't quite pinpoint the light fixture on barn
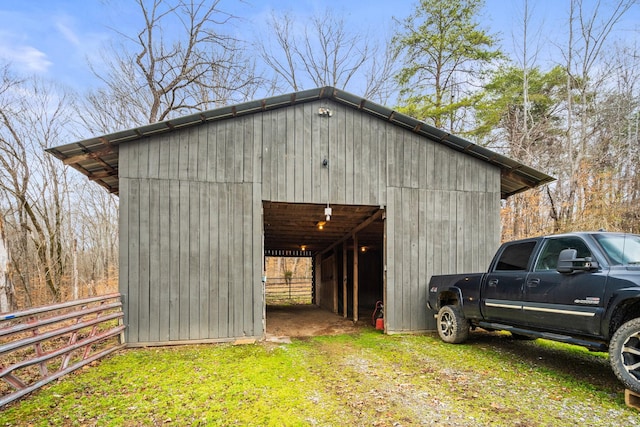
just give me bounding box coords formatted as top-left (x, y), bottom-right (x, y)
top-left (318, 107), bottom-right (333, 117)
top-left (318, 107), bottom-right (333, 224)
top-left (322, 157), bottom-right (332, 221)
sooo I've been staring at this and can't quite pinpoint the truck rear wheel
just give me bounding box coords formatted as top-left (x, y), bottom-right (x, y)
top-left (437, 305), bottom-right (470, 344)
top-left (609, 317), bottom-right (640, 393)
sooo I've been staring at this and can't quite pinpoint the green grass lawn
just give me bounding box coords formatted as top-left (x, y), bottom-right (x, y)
top-left (1, 330), bottom-right (638, 426)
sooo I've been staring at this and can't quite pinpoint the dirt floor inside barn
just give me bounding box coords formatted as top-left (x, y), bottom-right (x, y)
top-left (265, 304), bottom-right (370, 338)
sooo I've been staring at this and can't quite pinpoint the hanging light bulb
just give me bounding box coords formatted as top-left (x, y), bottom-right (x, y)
top-left (324, 205), bottom-right (332, 221)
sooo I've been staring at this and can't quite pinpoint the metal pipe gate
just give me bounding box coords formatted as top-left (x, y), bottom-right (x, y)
top-left (0, 293), bottom-right (125, 407)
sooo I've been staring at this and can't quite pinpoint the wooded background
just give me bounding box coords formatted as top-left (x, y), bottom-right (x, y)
top-left (1, 0), bottom-right (638, 310)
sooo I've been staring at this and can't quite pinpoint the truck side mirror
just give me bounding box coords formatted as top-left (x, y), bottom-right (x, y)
top-left (557, 248), bottom-right (599, 273)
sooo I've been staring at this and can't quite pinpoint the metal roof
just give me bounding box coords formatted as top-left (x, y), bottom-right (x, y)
top-left (46, 86), bottom-right (554, 198)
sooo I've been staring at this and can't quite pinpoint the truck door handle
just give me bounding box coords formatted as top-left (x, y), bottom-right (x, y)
top-left (527, 279), bottom-right (540, 287)
top-left (488, 279), bottom-right (498, 287)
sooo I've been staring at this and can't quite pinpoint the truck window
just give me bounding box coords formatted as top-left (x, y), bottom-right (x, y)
top-left (495, 241), bottom-right (537, 271)
top-left (534, 237), bottom-right (593, 271)
top-left (594, 233), bottom-right (640, 265)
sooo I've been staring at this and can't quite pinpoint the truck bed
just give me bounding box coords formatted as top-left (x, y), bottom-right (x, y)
top-left (428, 273), bottom-right (485, 320)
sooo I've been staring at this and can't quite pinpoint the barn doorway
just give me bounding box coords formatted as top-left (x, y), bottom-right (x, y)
top-left (263, 202), bottom-right (385, 337)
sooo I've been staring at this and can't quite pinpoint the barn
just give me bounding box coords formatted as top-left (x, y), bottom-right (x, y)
top-left (47, 87), bottom-right (553, 346)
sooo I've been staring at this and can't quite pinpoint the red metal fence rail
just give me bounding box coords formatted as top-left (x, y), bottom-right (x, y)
top-left (0, 293), bottom-right (125, 407)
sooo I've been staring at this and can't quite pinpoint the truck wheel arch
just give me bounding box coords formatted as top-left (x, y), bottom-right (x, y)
top-left (438, 289), bottom-right (463, 310)
top-left (608, 299), bottom-right (640, 339)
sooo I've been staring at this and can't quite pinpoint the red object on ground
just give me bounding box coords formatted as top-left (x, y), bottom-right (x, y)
top-left (375, 317), bottom-right (384, 330)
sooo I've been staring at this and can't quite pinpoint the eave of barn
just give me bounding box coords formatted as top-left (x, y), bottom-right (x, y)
top-left (46, 86), bottom-right (554, 198)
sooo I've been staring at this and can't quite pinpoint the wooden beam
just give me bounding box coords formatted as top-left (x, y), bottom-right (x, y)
top-left (382, 211), bottom-right (387, 332)
top-left (62, 147), bottom-right (117, 166)
top-left (332, 248), bottom-right (338, 314)
top-left (501, 168), bottom-right (537, 189)
top-left (314, 254), bottom-right (321, 307)
top-left (342, 244), bottom-right (348, 319)
top-left (87, 170), bottom-right (117, 180)
top-left (320, 209), bottom-right (384, 256)
top-left (353, 234), bottom-right (359, 323)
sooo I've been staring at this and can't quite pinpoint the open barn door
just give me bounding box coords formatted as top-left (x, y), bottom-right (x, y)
top-left (263, 202), bottom-right (385, 336)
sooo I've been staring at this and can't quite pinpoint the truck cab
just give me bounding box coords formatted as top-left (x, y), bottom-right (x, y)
top-left (482, 234), bottom-right (608, 338)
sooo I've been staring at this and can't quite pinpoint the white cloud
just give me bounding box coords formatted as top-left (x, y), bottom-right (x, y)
top-left (0, 42), bottom-right (52, 73)
top-left (55, 17), bottom-right (81, 46)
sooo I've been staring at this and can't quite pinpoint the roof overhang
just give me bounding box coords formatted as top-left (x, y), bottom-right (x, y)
top-left (46, 86), bottom-right (555, 198)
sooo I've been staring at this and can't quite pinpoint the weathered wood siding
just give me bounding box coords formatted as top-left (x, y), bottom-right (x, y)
top-left (385, 135), bottom-right (501, 332)
top-left (119, 115), bottom-right (263, 344)
top-left (261, 102), bottom-right (386, 205)
top-left (119, 98), bottom-right (500, 343)
top-left (259, 100), bottom-right (500, 332)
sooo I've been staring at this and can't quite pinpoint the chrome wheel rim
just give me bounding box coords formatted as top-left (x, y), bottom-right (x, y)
top-left (439, 311), bottom-right (454, 338)
top-left (622, 331), bottom-right (640, 379)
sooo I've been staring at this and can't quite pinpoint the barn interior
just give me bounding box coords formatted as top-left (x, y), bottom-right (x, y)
top-left (263, 201), bottom-right (385, 335)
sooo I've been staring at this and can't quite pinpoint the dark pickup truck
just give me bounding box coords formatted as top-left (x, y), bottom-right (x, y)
top-left (427, 232), bottom-right (640, 393)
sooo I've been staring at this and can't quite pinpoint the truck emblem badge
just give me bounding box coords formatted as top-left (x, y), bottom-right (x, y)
top-left (574, 297), bottom-right (600, 305)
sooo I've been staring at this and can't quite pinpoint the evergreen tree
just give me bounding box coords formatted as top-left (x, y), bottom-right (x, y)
top-left (393, 0), bottom-right (502, 134)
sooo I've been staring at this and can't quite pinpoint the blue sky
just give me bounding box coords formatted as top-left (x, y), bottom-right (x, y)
top-left (0, 0), bottom-right (638, 92)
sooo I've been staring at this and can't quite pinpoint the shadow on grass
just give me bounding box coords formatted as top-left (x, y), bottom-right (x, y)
top-left (463, 329), bottom-right (621, 394)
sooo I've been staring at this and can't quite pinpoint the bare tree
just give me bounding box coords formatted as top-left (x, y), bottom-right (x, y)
top-left (556, 0), bottom-right (638, 227)
top-left (0, 65), bottom-right (33, 306)
top-left (75, 182), bottom-right (119, 294)
top-left (257, 9), bottom-right (398, 103)
top-left (476, 0), bottom-right (639, 236)
top-left (571, 42), bottom-right (640, 232)
top-left (0, 64), bottom-right (122, 307)
top-left (0, 69), bottom-right (77, 305)
top-left (501, 0), bottom-right (557, 239)
top-left (84, 0), bottom-right (261, 129)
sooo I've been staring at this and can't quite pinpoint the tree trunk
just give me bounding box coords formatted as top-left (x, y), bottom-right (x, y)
top-left (0, 216), bottom-right (11, 312)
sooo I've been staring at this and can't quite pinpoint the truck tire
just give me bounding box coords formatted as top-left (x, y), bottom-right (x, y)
top-left (609, 317), bottom-right (640, 394)
top-left (437, 305), bottom-right (470, 344)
